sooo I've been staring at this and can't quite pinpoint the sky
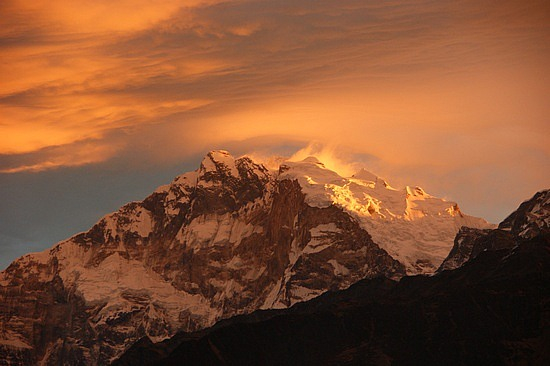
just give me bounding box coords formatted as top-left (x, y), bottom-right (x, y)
top-left (1, 0), bottom-right (549, 269)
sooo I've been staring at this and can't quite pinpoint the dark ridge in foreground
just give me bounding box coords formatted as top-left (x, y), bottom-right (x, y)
top-left (115, 233), bottom-right (550, 365)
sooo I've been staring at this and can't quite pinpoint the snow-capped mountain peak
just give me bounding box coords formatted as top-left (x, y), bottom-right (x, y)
top-left (275, 154), bottom-right (493, 273)
top-left (199, 150), bottom-right (239, 177)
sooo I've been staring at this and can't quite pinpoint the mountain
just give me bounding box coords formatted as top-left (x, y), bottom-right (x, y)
top-left (0, 150), bottom-right (490, 365)
top-left (115, 189), bottom-right (550, 365)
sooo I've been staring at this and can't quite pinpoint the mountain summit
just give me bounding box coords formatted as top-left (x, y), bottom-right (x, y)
top-left (0, 151), bottom-right (490, 364)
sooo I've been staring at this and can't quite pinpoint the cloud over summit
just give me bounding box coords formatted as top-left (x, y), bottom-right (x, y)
top-left (0, 0), bottom-right (548, 218)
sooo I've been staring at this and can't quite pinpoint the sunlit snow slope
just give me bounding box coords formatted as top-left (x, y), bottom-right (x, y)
top-left (279, 157), bottom-right (494, 273)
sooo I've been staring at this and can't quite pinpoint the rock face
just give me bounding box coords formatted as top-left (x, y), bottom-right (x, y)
top-left (0, 151), bottom-right (490, 364)
top-left (115, 189), bottom-right (550, 366)
top-left (437, 227), bottom-right (514, 272)
top-left (439, 189), bottom-right (550, 272)
top-left (499, 189), bottom-right (550, 239)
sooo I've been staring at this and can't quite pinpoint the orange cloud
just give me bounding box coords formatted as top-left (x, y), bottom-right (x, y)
top-left (4, 0), bottom-right (227, 33)
top-left (0, 139), bottom-right (120, 173)
top-left (0, 0), bottom-right (548, 183)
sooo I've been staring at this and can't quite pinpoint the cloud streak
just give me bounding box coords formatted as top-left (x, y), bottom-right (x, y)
top-left (0, 138), bottom-right (120, 173)
top-left (0, 0), bottom-right (548, 217)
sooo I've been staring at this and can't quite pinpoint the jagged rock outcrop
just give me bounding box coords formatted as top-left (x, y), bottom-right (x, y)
top-left (499, 189), bottom-right (550, 239)
top-left (437, 227), bottom-right (514, 272)
top-left (439, 189), bottom-right (550, 272)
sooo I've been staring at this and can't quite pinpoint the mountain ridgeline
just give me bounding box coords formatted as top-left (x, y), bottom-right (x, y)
top-left (1, 150), bottom-right (539, 365)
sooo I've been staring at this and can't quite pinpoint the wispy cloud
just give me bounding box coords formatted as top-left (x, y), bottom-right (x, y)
top-left (0, 0), bottom-right (548, 181)
top-left (0, 138), bottom-right (120, 173)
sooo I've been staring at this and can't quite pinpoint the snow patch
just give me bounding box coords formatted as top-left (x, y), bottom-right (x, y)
top-left (180, 214), bottom-right (262, 248)
top-left (289, 285), bottom-right (324, 304)
top-left (55, 243), bottom-right (214, 336)
top-left (303, 223), bottom-right (340, 255)
top-left (328, 259), bottom-right (350, 276)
